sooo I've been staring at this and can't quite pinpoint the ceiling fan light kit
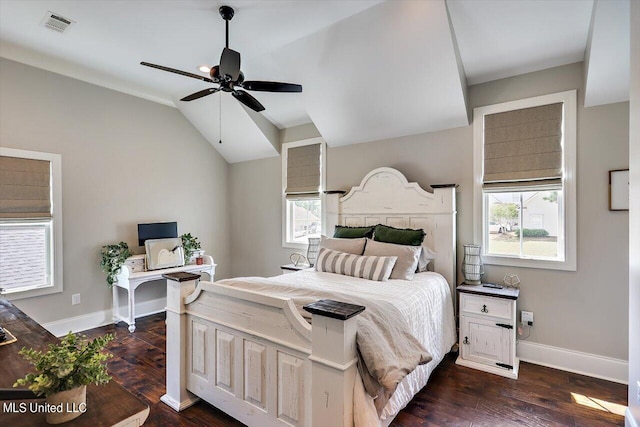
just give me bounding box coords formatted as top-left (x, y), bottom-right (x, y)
top-left (140, 5), bottom-right (302, 113)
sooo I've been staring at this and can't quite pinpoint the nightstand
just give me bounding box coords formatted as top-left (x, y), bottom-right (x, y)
top-left (456, 284), bottom-right (520, 379)
top-left (280, 263), bottom-right (312, 274)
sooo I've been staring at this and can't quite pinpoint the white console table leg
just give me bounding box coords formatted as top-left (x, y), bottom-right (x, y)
top-left (112, 285), bottom-right (120, 325)
top-left (127, 287), bottom-right (136, 333)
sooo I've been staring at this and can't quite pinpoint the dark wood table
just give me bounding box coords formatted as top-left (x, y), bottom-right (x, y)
top-left (0, 299), bottom-right (149, 426)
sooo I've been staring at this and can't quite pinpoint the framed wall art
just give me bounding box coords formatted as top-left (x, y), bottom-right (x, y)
top-left (609, 169), bottom-right (629, 211)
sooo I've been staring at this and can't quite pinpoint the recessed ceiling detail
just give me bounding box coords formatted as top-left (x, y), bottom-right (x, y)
top-left (0, 0), bottom-right (630, 163)
top-left (275, 0), bottom-right (469, 147)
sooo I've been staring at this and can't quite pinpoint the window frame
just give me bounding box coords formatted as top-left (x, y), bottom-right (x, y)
top-left (472, 90), bottom-right (577, 271)
top-left (281, 138), bottom-right (326, 250)
top-left (0, 147), bottom-right (63, 298)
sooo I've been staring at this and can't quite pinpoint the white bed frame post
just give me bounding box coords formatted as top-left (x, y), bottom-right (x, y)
top-left (161, 272), bottom-right (201, 411)
top-left (309, 312), bottom-right (359, 427)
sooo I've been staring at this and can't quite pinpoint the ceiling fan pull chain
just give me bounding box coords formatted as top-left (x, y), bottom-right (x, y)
top-left (219, 94), bottom-right (222, 144)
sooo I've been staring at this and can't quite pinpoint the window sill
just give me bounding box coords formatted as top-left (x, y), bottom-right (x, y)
top-left (282, 241), bottom-right (308, 251)
top-left (3, 283), bottom-right (63, 300)
top-left (482, 254), bottom-right (576, 272)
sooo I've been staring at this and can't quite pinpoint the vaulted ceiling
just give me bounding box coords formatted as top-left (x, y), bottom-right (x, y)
top-left (0, 0), bottom-right (630, 163)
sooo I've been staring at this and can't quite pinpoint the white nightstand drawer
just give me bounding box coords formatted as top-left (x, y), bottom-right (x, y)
top-left (461, 293), bottom-right (512, 320)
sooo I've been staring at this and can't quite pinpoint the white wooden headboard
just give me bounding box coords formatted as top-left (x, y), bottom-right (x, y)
top-left (325, 167), bottom-right (457, 290)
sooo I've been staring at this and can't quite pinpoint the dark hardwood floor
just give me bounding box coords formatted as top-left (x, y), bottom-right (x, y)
top-left (81, 313), bottom-right (627, 427)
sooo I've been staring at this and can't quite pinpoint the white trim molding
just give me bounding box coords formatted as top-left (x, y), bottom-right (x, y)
top-left (42, 297), bottom-right (166, 337)
top-left (518, 340), bottom-right (628, 384)
top-left (0, 147), bottom-right (64, 299)
top-left (473, 90), bottom-right (577, 271)
top-left (627, 408), bottom-right (639, 427)
top-left (281, 137), bottom-right (326, 250)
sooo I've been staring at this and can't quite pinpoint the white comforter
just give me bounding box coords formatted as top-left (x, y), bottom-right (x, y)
top-left (221, 269), bottom-right (456, 426)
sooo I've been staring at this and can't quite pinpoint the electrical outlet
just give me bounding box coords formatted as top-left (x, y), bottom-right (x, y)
top-left (521, 310), bottom-right (534, 326)
top-left (72, 293), bottom-right (81, 305)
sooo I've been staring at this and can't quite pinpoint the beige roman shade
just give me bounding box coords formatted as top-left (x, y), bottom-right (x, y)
top-left (0, 156), bottom-right (52, 218)
top-left (285, 143), bottom-right (321, 198)
top-left (483, 102), bottom-right (563, 191)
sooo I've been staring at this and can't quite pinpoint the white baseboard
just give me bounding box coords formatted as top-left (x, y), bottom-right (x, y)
top-left (517, 341), bottom-right (628, 384)
top-left (627, 408), bottom-right (639, 427)
top-left (42, 297), bottom-right (166, 337)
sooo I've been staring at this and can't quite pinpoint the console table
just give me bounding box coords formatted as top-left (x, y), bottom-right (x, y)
top-left (113, 255), bottom-right (215, 332)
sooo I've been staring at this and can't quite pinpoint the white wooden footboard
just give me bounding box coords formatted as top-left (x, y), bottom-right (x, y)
top-left (162, 272), bottom-right (361, 427)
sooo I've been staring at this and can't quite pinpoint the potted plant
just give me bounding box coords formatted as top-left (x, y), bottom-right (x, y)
top-left (180, 233), bottom-right (202, 264)
top-left (100, 242), bottom-right (132, 286)
top-left (14, 332), bottom-right (114, 424)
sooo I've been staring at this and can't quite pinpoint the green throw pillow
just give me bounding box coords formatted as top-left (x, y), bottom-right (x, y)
top-left (333, 225), bottom-right (375, 239)
top-left (373, 224), bottom-right (425, 246)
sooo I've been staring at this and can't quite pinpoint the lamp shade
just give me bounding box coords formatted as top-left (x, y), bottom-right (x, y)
top-left (462, 244), bottom-right (483, 285)
top-left (307, 237), bottom-right (320, 266)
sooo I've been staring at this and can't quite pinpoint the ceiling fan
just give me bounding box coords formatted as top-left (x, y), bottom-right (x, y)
top-left (141, 5), bottom-right (302, 113)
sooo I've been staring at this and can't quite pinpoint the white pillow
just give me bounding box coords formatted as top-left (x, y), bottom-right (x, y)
top-left (319, 235), bottom-right (366, 255)
top-left (418, 245), bottom-right (437, 272)
top-left (363, 239), bottom-right (420, 281)
top-left (315, 247), bottom-right (397, 282)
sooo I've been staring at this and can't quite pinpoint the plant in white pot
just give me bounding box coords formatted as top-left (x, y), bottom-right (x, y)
top-left (100, 242), bottom-right (132, 286)
top-left (180, 233), bottom-right (203, 264)
top-left (14, 332), bottom-right (114, 424)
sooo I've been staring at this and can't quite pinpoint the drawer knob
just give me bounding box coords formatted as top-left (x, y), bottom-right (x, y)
top-left (481, 304), bottom-right (488, 313)
top-left (463, 336), bottom-right (470, 345)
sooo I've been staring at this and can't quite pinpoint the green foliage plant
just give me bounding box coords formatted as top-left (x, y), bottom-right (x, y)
top-left (100, 242), bottom-right (132, 286)
top-left (180, 233), bottom-right (202, 262)
top-left (14, 332), bottom-right (114, 397)
top-left (514, 228), bottom-right (549, 238)
top-left (490, 203), bottom-right (519, 225)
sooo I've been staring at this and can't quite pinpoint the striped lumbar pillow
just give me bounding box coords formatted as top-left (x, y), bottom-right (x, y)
top-left (315, 247), bottom-right (397, 281)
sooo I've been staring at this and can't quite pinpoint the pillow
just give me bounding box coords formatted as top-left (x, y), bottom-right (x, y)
top-left (320, 235), bottom-right (366, 255)
top-left (315, 247), bottom-right (397, 282)
top-left (363, 239), bottom-right (420, 281)
top-left (373, 224), bottom-right (426, 246)
top-left (418, 245), bottom-right (437, 272)
top-left (333, 225), bottom-right (375, 239)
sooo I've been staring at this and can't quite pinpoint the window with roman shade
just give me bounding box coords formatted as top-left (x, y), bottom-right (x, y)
top-left (282, 140), bottom-right (326, 248)
top-left (473, 90), bottom-right (576, 271)
top-left (285, 143), bottom-right (321, 199)
top-left (0, 148), bottom-right (63, 297)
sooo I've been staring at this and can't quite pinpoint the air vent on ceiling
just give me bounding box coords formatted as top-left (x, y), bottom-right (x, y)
top-left (42, 12), bottom-right (74, 33)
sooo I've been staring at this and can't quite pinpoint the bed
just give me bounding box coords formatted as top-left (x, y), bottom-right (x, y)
top-left (161, 167), bottom-right (457, 427)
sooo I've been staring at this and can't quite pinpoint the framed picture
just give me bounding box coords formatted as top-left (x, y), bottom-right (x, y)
top-left (609, 169), bottom-right (629, 211)
top-left (145, 238), bottom-right (184, 270)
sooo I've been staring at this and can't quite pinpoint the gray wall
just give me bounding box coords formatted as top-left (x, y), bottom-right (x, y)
top-left (229, 62), bottom-right (630, 361)
top-left (627, 0), bottom-right (639, 422)
top-left (0, 58), bottom-right (231, 324)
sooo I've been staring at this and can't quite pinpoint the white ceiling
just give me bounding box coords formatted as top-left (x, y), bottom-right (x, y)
top-left (0, 0), bottom-right (630, 163)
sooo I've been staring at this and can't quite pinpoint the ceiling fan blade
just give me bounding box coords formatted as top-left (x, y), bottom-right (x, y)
top-left (141, 62), bottom-right (214, 83)
top-left (219, 48), bottom-right (241, 81)
top-left (232, 90), bottom-right (265, 112)
top-left (180, 88), bottom-right (220, 102)
top-left (241, 81), bottom-right (302, 93)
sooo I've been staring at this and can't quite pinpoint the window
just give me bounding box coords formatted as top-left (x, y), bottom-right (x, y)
top-left (282, 138), bottom-right (325, 249)
top-left (0, 148), bottom-right (63, 298)
top-left (473, 90), bottom-right (576, 271)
